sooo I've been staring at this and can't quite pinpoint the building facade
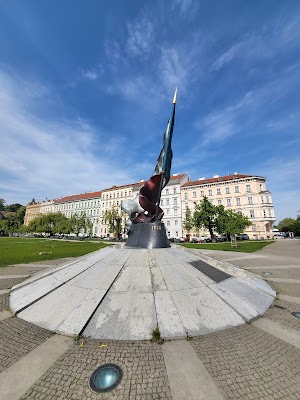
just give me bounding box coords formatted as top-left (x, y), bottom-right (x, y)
top-left (24, 201), bottom-right (41, 226)
top-left (181, 173), bottom-right (275, 239)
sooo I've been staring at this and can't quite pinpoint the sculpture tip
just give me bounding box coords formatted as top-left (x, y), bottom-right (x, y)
top-left (173, 87), bottom-right (178, 104)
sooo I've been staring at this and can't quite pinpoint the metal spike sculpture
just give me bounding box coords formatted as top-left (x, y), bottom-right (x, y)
top-left (122, 89), bottom-right (177, 248)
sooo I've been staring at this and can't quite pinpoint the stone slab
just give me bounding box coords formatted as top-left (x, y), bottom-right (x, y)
top-left (18, 285), bottom-right (106, 335)
top-left (83, 291), bottom-right (156, 340)
top-left (278, 294), bottom-right (300, 304)
top-left (0, 310), bottom-right (12, 321)
top-left (214, 277), bottom-right (274, 316)
top-left (158, 261), bottom-right (206, 291)
top-left (0, 275), bottom-right (29, 280)
top-left (154, 291), bottom-right (186, 338)
top-left (170, 287), bottom-right (244, 336)
top-left (111, 265), bottom-right (152, 292)
top-left (163, 340), bottom-right (225, 400)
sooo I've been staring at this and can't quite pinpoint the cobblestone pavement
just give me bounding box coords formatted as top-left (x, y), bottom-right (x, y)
top-left (248, 268), bottom-right (300, 279)
top-left (267, 281), bottom-right (300, 297)
top-left (0, 277), bottom-right (28, 290)
top-left (0, 265), bottom-right (50, 275)
top-left (262, 299), bottom-right (300, 332)
top-left (0, 293), bottom-right (9, 311)
top-left (21, 339), bottom-right (172, 400)
top-left (0, 318), bottom-right (53, 373)
top-left (192, 324), bottom-right (300, 400)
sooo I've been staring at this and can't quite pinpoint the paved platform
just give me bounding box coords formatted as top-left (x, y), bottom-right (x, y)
top-left (10, 245), bottom-right (275, 340)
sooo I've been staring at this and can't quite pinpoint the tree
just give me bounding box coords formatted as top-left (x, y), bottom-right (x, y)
top-left (216, 207), bottom-right (251, 247)
top-left (0, 199), bottom-right (6, 211)
top-left (104, 208), bottom-right (124, 239)
top-left (69, 214), bottom-right (87, 236)
top-left (278, 218), bottom-right (297, 233)
top-left (193, 196), bottom-right (218, 241)
top-left (182, 206), bottom-right (193, 237)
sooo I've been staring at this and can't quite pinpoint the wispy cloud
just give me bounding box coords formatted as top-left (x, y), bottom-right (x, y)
top-left (173, 0), bottom-right (199, 18)
top-left (0, 69), bottom-right (136, 204)
top-left (126, 16), bottom-right (154, 58)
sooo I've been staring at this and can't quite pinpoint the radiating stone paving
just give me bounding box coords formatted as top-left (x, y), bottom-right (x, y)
top-left (191, 324), bottom-right (300, 400)
top-left (0, 318), bottom-right (53, 373)
top-left (248, 268), bottom-right (300, 279)
top-left (21, 339), bottom-right (172, 400)
top-left (0, 293), bottom-right (9, 311)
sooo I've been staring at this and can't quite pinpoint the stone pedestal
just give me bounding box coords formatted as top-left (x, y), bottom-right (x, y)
top-left (125, 222), bottom-right (171, 249)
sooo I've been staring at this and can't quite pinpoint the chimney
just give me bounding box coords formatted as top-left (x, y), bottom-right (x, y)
top-left (198, 177), bottom-right (205, 180)
top-left (213, 175), bottom-right (219, 178)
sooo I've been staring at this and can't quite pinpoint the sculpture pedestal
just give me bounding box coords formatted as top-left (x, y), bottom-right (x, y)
top-left (125, 222), bottom-right (171, 249)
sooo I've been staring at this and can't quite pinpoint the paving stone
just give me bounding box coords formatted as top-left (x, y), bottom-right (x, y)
top-left (268, 281), bottom-right (300, 297)
top-left (0, 293), bottom-right (9, 311)
top-left (0, 277), bottom-right (28, 290)
top-left (191, 324), bottom-right (300, 400)
top-left (0, 318), bottom-right (53, 373)
top-left (21, 339), bottom-right (172, 400)
top-left (262, 299), bottom-right (300, 332)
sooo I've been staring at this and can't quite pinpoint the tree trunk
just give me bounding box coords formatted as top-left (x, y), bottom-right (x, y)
top-left (209, 226), bottom-right (216, 242)
top-left (230, 234), bottom-right (237, 247)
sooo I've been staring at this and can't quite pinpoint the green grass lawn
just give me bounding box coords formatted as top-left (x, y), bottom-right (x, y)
top-left (0, 237), bottom-right (111, 267)
top-left (181, 240), bottom-right (274, 253)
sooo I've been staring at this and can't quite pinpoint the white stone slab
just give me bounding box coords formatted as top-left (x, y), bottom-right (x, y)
top-left (18, 285), bottom-right (106, 334)
top-left (155, 291), bottom-right (186, 338)
top-left (209, 283), bottom-right (259, 321)
top-left (216, 278), bottom-right (274, 315)
top-left (148, 251), bottom-right (168, 291)
top-left (83, 291), bottom-right (156, 340)
top-left (111, 266), bottom-right (152, 292)
top-left (170, 287), bottom-right (244, 336)
top-left (159, 262), bottom-right (205, 291)
top-left (124, 249), bottom-right (149, 268)
top-left (10, 275), bottom-right (60, 314)
top-left (68, 262), bottom-right (123, 290)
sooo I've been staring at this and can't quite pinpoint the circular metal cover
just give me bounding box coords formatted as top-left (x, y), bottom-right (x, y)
top-left (89, 364), bottom-right (122, 393)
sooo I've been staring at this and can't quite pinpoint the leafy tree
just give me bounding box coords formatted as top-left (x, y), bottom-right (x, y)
top-left (104, 208), bottom-right (124, 239)
top-left (193, 196), bottom-right (218, 241)
top-left (27, 212), bottom-right (69, 235)
top-left (0, 206), bottom-right (26, 234)
top-left (183, 206), bottom-right (193, 236)
top-left (278, 218), bottom-right (297, 233)
top-left (69, 213), bottom-right (87, 236)
top-left (216, 207), bottom-right (251, 247)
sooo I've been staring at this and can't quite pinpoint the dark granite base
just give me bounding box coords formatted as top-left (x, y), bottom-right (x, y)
top-left (125, 222), bottom-right (171, 249)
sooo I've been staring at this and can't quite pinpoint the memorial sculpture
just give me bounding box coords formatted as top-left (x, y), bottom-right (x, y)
top-left (122, 88), bottom-right (177, 248)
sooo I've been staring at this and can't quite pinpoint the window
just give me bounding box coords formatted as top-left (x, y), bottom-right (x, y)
top-left (166, 220), bottom-right (170, 226)
top-left (217, 188), bottom-right (221, 195)
top-left (246, 184), bottom-right (251, 192)
top-left (236, 198), bottom-right (241, 206)
top-left (200, 190), bottom-right (204, 197)
top-left (166, 199), bottom-right (170, 205)
top-left (161, 199), bottom-right (164, 206)
top-left (217, 199), bottom-right (222, 205)
top-left (261, 196), bottom-right (264, 203)
top-left (252, 224), bottom-right (256, 231)
top-left (174, 208), bottom-right (178, 215)
top-left (208, 189), bottom-right (212, 196)
top-left (174, 198), bottom-right (177, 205)
top-left (173, 188), bottom-right (176, 194)
top-left (259, 184), bottom-right (262, 191)
top-left (250, 210), bottom-right (255, 218)
top-left (235, 186), bottom-right (240, 193)
top-left (225, 187), bottom-right (230, 194)
top-left (175, 220), bottom-right (178, 226)
top-left (124, 191), bottom-right (127, 197)
top-left (263, 210), bottom-right (266, 218)
top-left (226, 199), bottom-right (231, 206)
top-left (248, 196), bottom-right (253, 205)
top-left (193, 191), bottom-right (196, 198)
top-left (184, 192), bottom-right (188, 200)
top-left (166, 189), bottom-right (169, 195)
top-left (175, 231), bottom-right (178, 237)
top-left (166, 209), bottom-right (170, 215)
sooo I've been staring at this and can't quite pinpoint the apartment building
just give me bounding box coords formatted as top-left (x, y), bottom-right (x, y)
top-left (181, 173), bottom-right (275, 239)
top-left (100, 183), bottom-right (134, 237)
top-left (132, 173), bottom-right (190, 239)
top-left (24, 201), bottom-right (41, 226)
top-left (54, 191), bottom-right (102, 236)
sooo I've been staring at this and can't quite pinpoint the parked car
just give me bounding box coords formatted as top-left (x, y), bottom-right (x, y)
top-left (236, 234), bottom-right (249, 240)
top-left (216, 235), bottom-right (228, 242)
top-left (190, 237), bottom-right (198, 243)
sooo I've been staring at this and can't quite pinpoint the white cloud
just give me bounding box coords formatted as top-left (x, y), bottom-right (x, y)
top-left (126, 17), bottom-right (154, 58)
top-left (0, 69), bottom-right (136, 205)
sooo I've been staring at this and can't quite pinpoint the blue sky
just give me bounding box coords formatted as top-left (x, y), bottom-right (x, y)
top-left (0, 0), bottom-right (299, 222)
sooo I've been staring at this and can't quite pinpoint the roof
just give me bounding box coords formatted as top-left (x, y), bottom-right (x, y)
top-left (181, 174), bottom-right (264, 188)
top-left (0, 211), bottom-right (16, 218)
top-left (102, 183), bottom-right (135, 192)
top-left (55, 191), bottom-right (102, 204)
top-left (133, 173), bottom-right (187, 190)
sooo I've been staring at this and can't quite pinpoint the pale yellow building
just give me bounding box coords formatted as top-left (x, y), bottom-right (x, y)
top-left (24, 201), bottom-right (41, 226)
top-left (181, 173), bottom-right (275, 239)
top-left (100, 183), bottom-right (134, 237)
